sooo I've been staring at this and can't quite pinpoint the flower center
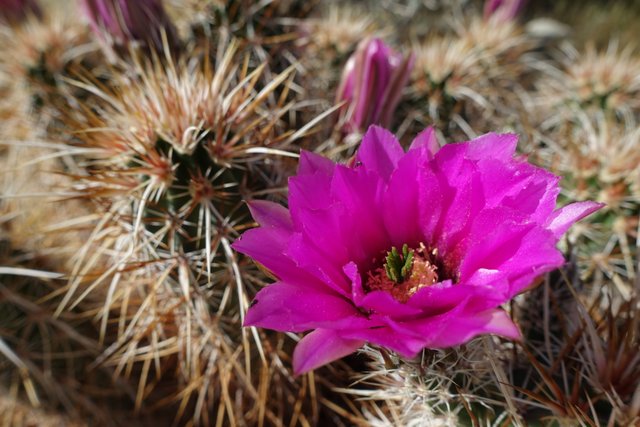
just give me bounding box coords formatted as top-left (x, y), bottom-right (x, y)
top-left (364, 243), bottom-right (440, 303)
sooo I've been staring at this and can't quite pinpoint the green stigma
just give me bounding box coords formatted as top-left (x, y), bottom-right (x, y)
top-left (384, 244), bottom-right (414, 284)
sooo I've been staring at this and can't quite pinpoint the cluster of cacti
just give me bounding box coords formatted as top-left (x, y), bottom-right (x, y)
top-left (1, 0), bottom-right (639, 426)
top-left (528, 45), bottom-right (640, 294)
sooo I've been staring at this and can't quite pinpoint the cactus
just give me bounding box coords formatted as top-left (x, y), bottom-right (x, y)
top-left (407, 15), bottom-right (536, 139)
top-left (530, 45), bottom-right (640, 290)
top-left (508, 263), bottom-right (640, 425)
top-left (50, 38), bottom-right (330, 424)
top-left (537, 43), bottom-right (640, 124)
top-left (1, 0), bottom-right (640, 425)
top-left (338, 339), bottom-right (523, 426)
top-left (0, 2), bottom-right (96, 132)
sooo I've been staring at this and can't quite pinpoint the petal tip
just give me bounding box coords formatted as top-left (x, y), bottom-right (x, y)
top-left (292, 329), bottom-right (364, 375)
top-left (409, 126), bottom-right (439, 155)
top-left (548, 200), bottom-right (605, 237)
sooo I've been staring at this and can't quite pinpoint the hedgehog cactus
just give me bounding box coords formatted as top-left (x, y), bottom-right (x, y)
top-left (53, 41), bottom-right (314, 424)
top-left (299, 4), bottom-right (379, 59)
top-left (59, 41), bottom-right (296, 267)
top-left (167, 0), bottom-right (314, 75)
top-left (341, 340), bottom-right (516, 426)
top-left (3, 1), bottom-right (640, 425)
top-left (541, 116), bottom-right (639, 291)
top-left (538, 44), bottom-right (640, 123)
top-left (531, 44), bottom-right (640, 289)
top-left (408, 15), bottom-right (534, 137)
top-left (0, 2), bottom-right (95, 126)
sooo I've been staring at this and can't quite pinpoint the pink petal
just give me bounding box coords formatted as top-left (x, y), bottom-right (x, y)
top-left (416, 168), bottom-right (446, 244)
top-left (484, 0), bottom-right (527, 21)
top-left (293, 329), bottom-right (364, 375)
top-left (247, 200), bottom-right (292, 230)
top-left (475, 159), bottom-right (528, 208)
top-left (340, 299), bottom-right (476, 358)
top-left (244, 282), bottom-right (359, 333)
top-left (382, 149), bottom-right (425, 247)
top-left (286, 233), bottom-right (351, 297)
top-left (360, 291), bottom-right (422, 318)
top-left (547, 201), bottom-right (604, 238)
top-left (428, 308), bottom-right (521, 347)
top-left (289, 173), bottom-right (333, 214)
top-left (380, 297), bottom-right (471, 340)
top-left (409, 126), bottom-right (439, 156)
top-left (343, 261), bottom-right (367, 305)
top-left (236, 201), bottom-right (339, 290)
top-left (297, 150), bottom-right (336, 177)
top-left (291, 164), bottom-right (388, 271)
top-left (289, 151), bottom-right (338, 216)
top-left (355, 125), bottom-right (404, 181)
top-left (233, 227), bottom-right (320, 286)
top-left (476, 159), bottom-right (560, 223)
top-left (340, 323), bottom-right (427, 358)
top-left (289, 202), bottom-right (349, 266)
top-left (329, 166), bottom-right (389, 265)
top-left (503, 168), bottom-right (560, 223)
top-left (407, 280), bottom-right (507, 314)
top-left (378, 51), bottom-right (415, 127)
top-left (433, 162), bottom-right (485, 257)
top-left (460, 221), bottom-right (564, 295)
top-left (335, 56), bottom-right (356, 103)
top-left (288, 153), bottom-right (337, 224)
top-left (359, 40), bottom-right (394, 126)
top-left (441, 132), bottom-right (518, 163)
top-left (468, 133), bottom-right (518, 160)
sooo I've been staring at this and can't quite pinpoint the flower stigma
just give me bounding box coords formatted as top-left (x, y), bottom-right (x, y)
top-left (365, 243), bottom-right (440, 303)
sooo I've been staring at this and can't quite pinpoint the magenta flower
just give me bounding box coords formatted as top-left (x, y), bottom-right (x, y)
top-left (484, 0), bottom-right (527, 21)
top-left (336, 38), bottom-right (414, 134)
top-left (0, 0), bottom-right (41, 22)
top-left (233, 126), bottom-right (602, 375)
top-left (81, 0), bottom-right (178, 54)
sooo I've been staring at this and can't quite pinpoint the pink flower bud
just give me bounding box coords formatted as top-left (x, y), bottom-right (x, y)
top-left (484, 0), bottom-right (527, 21)
top-left (0, 0), bottom-right (41, 23)
top-left (80, 0), bottom-right (179, 55)
top-left (336, 38), bottom-right (414, 134)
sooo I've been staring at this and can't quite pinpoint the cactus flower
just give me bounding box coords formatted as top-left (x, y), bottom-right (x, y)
top-left (80, 0), bottom-right (178, 54)
top-left (336, 38), bottom-right (414, 134)
top-left (0, 0), bottom-right (41, 22)
top-left (233, 126), bottom-right (603, 375)
top-left (484, 0), bottom-right (527, 21)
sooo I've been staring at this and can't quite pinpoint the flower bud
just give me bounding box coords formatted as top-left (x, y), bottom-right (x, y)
top-left (483, 0), bottom-right (527, 21)
top-left (0, 0), bottom-right (41, 23)
top-left (80, 0), bottom-right (179, 56)
top-left (336, 38), bottom-right (414, 134)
